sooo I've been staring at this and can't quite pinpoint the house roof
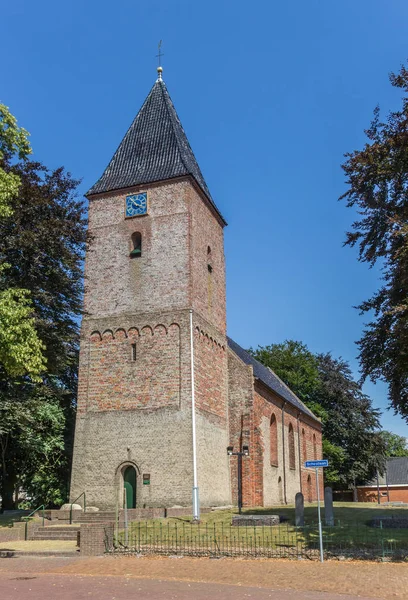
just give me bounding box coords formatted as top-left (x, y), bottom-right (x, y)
top-left (379, 457), bottom-right (408, 485)
top-left (87, 76), bottom-right (225, 223)
top-left (227, 337), bottom-right (318, 420)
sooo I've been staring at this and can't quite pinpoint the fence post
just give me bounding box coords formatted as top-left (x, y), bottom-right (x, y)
top-left (124, 488), bottom-right (128, 547)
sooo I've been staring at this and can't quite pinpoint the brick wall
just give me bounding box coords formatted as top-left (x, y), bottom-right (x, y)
top-left (80, 522), bottom-right (114, 556)
top-left (227, 347), bottom-right (323, 507)
top-left (188, 184), bottom-right (226, 334)
top-left (227, 349), bottom-right (254, 506)
top-left (357, 486), bottom-right (408, 503)
top-left (0, 522), bottom-right (25, 543)
top-left (84, 180), bottom-right (192, 319)
top-left (194, 325), bottom-right (227, 421)
top-left (86, 322), bottom-right (181, 412)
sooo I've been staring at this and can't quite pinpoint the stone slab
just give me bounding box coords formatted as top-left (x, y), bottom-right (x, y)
top-left (232, 514), bottom-right (280, 527)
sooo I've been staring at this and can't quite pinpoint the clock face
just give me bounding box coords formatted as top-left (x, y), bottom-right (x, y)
top-left (125, 193), bottom-right (147, 217)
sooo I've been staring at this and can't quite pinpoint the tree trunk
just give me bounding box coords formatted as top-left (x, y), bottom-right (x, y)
top-left (0, 436), bottom-right (16, 511)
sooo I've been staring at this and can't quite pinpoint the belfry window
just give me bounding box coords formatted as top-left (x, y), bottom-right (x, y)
top-left (207, 245), bottom-right (212, 273)
top-left (130, 232), bottom-right (142, 258)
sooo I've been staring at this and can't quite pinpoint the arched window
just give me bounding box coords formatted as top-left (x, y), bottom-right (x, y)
top-left (270, 414), bottom-right (278, 466)
top-left (130, 232), bottom-right (142, 258)
top-left (313, 433), bottom-right (317, 460)
top-left (288, 422), bottom-right (295, 470)
top-left (302, 428), bottom-right (307, 461)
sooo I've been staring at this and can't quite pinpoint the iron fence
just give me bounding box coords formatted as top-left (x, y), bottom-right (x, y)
top-left (108, 518), bottom-right (408, 561)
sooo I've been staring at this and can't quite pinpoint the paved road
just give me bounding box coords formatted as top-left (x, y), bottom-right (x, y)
top-left (0, 572), bottom-right (378, 600)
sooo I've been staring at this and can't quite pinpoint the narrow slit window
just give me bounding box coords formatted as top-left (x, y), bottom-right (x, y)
top-left (288, 423), bottom-right (296, 470)
top-left (270, 414), bottom-right (278, 466)
top-left (131, 343), bottom-right (137, 361)
top-left (130, 232), bottom-right (142, 258)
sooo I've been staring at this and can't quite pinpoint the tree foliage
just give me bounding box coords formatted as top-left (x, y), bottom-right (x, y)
top-left (250, 341), bottom-right (386, 488)
top-left (341, 63), bottom-right (408, 421)
top-left (380, 430), bottom-right (408, 457)
top-left (0, 104), bottom-right (31, 217)
top-left (0, 105), bottom-right (45, 379)
top-left (0, 123), bottom-right (87, 509)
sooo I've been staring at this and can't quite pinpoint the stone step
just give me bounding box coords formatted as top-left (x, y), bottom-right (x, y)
top-left (34, 532), bottom-right (79, 540)
top-left (39, 526), bottom-right (80, 532)
top-left (74, 513), bottom-right (115, 523)
top-left (32, 525), bottom-right (80, 541)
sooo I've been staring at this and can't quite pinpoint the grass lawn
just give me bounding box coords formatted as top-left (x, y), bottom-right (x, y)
top-left (0, 540), bottom-right (78, 552)
top-left (115, 503), bottom-right (408, 557)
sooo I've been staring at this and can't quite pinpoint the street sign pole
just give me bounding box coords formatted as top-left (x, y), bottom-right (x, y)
top-left (304, 459), bottom-right (328, 563)
top-left (315, 467), bottom-right (323, 563)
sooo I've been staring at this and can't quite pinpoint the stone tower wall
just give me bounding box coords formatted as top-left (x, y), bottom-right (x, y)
top-left (70, 177), bottom-right (230, 509)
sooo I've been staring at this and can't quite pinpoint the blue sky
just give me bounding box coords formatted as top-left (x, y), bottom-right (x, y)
top-left (2, 0), bottom-right (408, 436)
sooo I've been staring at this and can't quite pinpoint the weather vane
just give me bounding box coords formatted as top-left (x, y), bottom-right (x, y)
top-left (156, 40), bottom-right (164, 80)
top-left (156, 40), bottom-right (164, 67)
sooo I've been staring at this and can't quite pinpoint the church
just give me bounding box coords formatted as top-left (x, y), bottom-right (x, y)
top-left (69, 66), bottom-right (323, 511)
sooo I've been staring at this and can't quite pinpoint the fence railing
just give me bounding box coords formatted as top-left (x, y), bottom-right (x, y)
top-left (108, 519), bottom-right (408, 561)
top-left (22, 505), bottom-right (46, 540)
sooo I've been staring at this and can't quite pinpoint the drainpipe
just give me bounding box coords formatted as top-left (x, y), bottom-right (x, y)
top-left (189, 309), bottom-right (200, 521)
top-left (297, 413), bottom-right (302, 494)
top-left (281, 403), bottom-right (287, 505)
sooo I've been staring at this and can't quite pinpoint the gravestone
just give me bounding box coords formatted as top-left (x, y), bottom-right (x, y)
top-left (324, 487), bottom-right (334, 526)
top-left (295, 492), bottom-right (304, 526)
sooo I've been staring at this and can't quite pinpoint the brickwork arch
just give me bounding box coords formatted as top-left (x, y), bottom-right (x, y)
top-left (115, 461), bottom-right (141, 509)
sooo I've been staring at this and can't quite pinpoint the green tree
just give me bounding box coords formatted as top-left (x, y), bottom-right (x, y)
top-left (315, 352), bottom-right (385, 487)
top-left (0, 104), bottom-right (31, 216)
top-left (341, 63), bottom-right (408, 421)
top-left (0, 104), bottom-right (45, 379)
top-left (250, 340), bottom-right (323, 416)
top-left (0, 153), bottom-right (87, 509)
top-left (380, 430), bottom-right (408, 457)
top-left (250, 341), bottom-right (386, 488)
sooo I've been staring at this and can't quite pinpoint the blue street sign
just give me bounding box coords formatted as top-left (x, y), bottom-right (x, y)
top-left (305, 459), bottom-right (329, 468)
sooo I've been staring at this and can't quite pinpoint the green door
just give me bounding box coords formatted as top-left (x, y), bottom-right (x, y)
top-left (124, 466), bottom-right (136, 508)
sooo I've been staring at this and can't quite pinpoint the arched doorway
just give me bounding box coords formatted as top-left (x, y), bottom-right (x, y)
top-left (307, 474), bottom-right (312, 503)
top-left (123, 465), bottom-right (137, 508)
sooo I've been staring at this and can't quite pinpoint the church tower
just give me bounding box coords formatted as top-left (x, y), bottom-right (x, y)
top-left (70, 68), bottom-right (231, 510)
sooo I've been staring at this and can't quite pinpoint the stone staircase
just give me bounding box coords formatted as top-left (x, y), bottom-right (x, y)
top-left (73, 511), bottom-right (116, 523)
top-left (32, 525), bottom-right (80, 541)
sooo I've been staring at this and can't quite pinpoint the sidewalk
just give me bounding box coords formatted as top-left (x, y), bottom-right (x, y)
top-left (0, 555), bottom-right (407, 599)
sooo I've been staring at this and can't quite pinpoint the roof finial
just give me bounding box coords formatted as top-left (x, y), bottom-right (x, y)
top-left (156, 40), bottom-right (164, 81)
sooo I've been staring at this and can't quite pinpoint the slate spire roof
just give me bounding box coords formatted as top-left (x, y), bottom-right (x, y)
top-left (87, 74), bottom-right (225, 222)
